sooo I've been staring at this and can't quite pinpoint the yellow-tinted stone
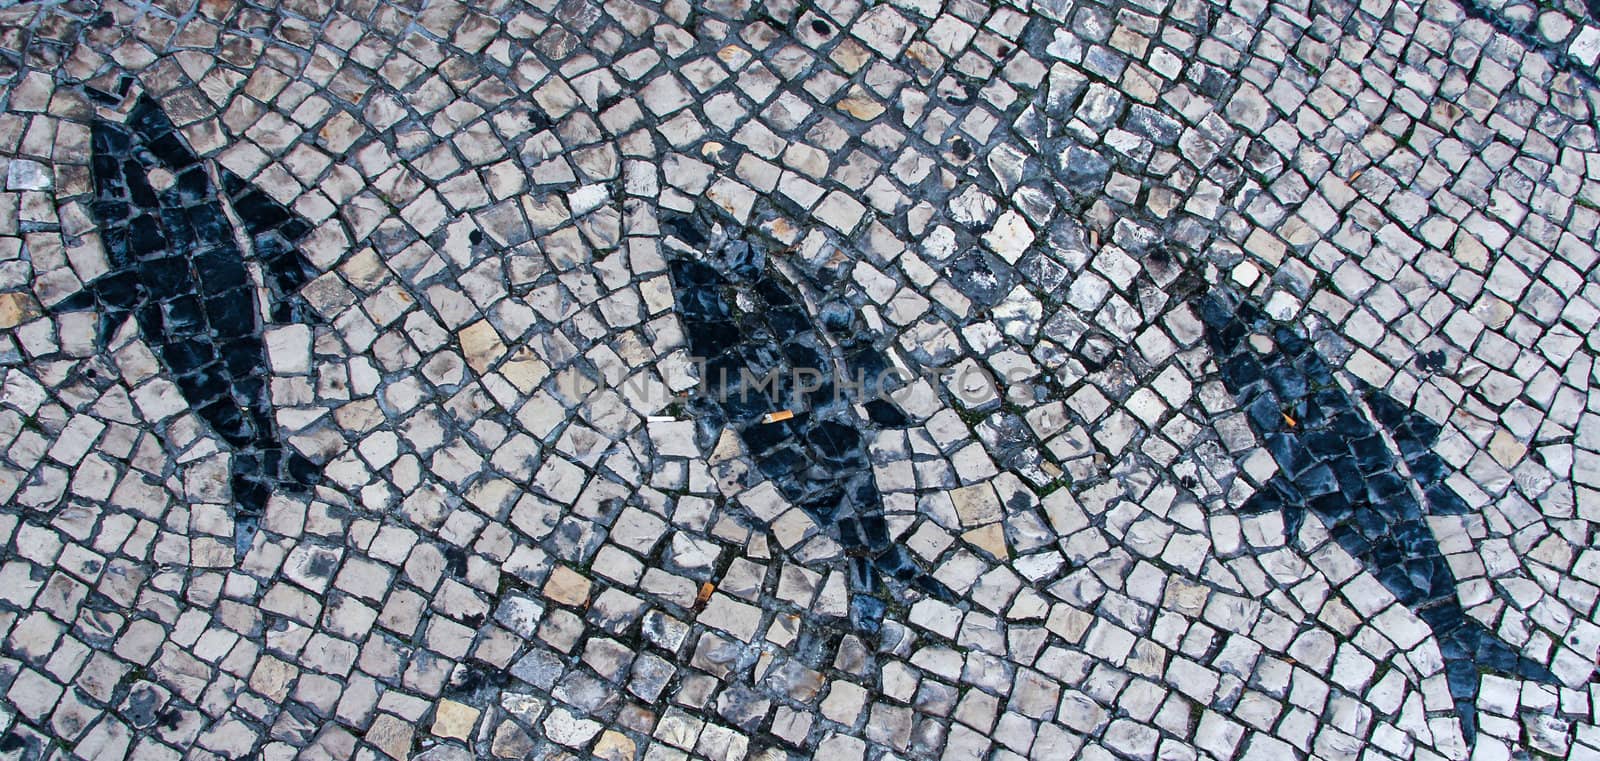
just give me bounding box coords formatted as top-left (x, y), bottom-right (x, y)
top-left (0, 291), bottom-right (40, 329)
top-left (963, 523), bottom-right (1009, 560)
top-left (459, 319), bottom-right (507, 374)
top-left (499, 347), bottom-right (549, 393)
top-left (1488, 428), bottom-right (1527, 469)
top-left (366, 713), bottom-right (414, 760)
top-left (543, 565), bottom-right (592, 607)
top-left (431, 698), bottom-right (480, 741)
top-left (837, 86), bottom-right (885, 120)
top-left (593, 730), bottom-right (636, 761)
top-left (249, 656), bottom-right (297, 703)
top-left (949, 482), bottom-right (1002, 527)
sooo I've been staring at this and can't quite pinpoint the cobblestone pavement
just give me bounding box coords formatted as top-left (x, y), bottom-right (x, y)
top-left (1, 0), bottom-right (1599, 759)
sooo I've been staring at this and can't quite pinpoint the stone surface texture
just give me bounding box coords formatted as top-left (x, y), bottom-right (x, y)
top-left (0, 0), bottom-right (1598, 760)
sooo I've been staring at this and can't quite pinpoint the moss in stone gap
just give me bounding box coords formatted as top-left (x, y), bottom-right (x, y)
top-left (954, 404), bottom-right (988, 429)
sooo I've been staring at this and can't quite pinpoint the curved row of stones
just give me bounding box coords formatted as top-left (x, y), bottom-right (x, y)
top-left (0, 0), bottom-right (1597, 760)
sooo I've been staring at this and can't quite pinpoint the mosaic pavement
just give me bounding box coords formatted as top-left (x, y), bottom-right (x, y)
top-left (1, 0), bottom-right (1599, 759)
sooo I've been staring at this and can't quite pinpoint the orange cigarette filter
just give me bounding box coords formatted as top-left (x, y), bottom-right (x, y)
top-left (761, 410), bottom-right (795, 423)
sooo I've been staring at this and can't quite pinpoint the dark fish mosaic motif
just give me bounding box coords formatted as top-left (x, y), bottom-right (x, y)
top-left (663, 216), bottom-right (955, 634)
top-left (55, 95), bottom-right (320, 555)
top-left (1199, 291), bottom-right (1557, 744)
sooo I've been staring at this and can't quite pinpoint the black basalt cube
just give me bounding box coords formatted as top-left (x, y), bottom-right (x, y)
top-left (127, 215), bottom-right (168, 258)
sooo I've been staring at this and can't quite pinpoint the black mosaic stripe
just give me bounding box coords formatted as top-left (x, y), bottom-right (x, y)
top-left (220, 169), bottom-right (317, 324)
top-left (1199, 291), bottom-right (1556, 744)
top-left (64, 95), bottom-right (320, 555)
top-left (664, 216), bottom-right (955, 633)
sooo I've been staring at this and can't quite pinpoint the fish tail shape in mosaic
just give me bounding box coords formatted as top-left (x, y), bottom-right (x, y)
top-left (1197, 290), bottom-right (1559, 745)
